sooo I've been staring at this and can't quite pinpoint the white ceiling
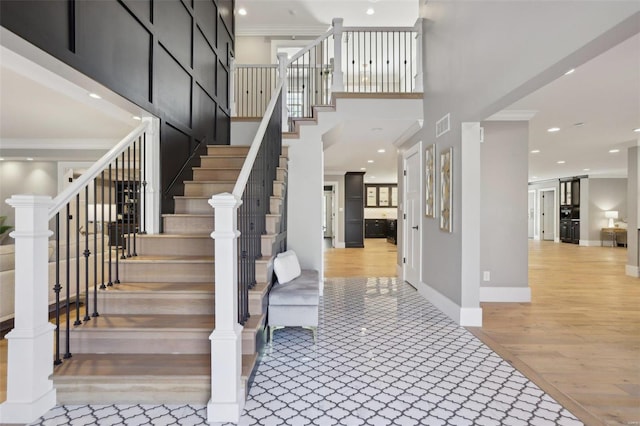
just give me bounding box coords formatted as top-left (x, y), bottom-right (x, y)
top-left (497, 32), bottom-right (640, 182)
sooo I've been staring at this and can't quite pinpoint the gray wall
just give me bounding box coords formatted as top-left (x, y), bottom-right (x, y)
top-left (628, 146), bottom-right (639, 272)
top-left (398, 1), bottom-right (638, 321)
top-left (0, 161), bottom-right (58, 244)
top-left (586, 178), bottom-right (627, 242)
top-left (480, 122), bottom-right (529, 289)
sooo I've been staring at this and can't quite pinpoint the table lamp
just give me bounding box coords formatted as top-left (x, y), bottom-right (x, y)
top-left (605, 210), bottom-right (618, 228)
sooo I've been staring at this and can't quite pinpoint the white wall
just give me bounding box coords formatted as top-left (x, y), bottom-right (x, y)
top-left (398, 1), bottom-right (639, 325)
top-left (480, 122), bottom-right (530, 302)
top-left (235, 36), bottom-right (272, 64)
top-left (230, 121), bottom-right (261, 146)
top-left (0, 161), bottom-right (58, 244)
top-left (627, 146), bottom-right (639, 275)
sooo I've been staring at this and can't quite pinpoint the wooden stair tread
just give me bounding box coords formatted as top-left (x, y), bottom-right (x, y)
top-left (120, 255), bottom-right (214, 263)
top-left (68, 314), bottom-right (214, 330)
top-left (102, 282), bottom-right (214, 293)
top-left (54, 353), bottom-right (256, 379)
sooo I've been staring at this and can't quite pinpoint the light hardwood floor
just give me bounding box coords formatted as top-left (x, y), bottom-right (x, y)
top-left (2, 239), bottom-right (638, 426)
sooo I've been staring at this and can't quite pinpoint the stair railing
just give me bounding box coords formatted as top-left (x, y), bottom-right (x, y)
top-left (207, 62), bottom-right (285, 423)
top-left (1, 118), bottom-right (158, 424)
top-left (233, 17), bottom-right (424, 131)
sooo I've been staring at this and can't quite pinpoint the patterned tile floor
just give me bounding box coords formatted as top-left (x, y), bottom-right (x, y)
top-left (31, 277), bottom-right (582, 426)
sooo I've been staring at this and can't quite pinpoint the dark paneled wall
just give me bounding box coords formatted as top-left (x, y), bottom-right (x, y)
top-left (0, 0), bottom-right (234, 215)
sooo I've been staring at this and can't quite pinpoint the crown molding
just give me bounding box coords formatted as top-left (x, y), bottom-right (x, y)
top-left (236, 25), bottom-right (331, 37)
top-left (393, 119), bottom-right (423, 147)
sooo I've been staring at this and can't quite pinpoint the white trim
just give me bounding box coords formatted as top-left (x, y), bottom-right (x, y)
top-left (537, 187), bottom-right (557, 242)
top-left (1, 139), bottom-right (119, 150)
top-left (626, 265), bottom-right (640, 277)
top-left (57, 161), bottom-right (94, 193)
top-left (334, 242), bottom-right (346, 249)
top-left (579, 240), bottom-right (603, 247)
top-left (480, 286), bottom-right (531, 302)
top-left (528, 189), bottom-right (536, 240)
top-left (486, 109), bottom-right (538, 121)
top-left (393, 120), bottom-right (424, 147)
top-left (238, 25), bottom-right (331, 37)
top-left (324, 180), bottom-right (341, 249)
top-left (417, 281), bottom-right (483, 327)
top-left (554, 237), bottom-right (560, 243)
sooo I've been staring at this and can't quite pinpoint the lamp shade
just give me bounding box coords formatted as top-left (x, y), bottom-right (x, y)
top-left (605, 210), bottom-right (618, 228)
top-left (87, 204), bottom-right (117, 222)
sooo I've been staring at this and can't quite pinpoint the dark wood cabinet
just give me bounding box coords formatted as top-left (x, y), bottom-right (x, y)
top-left (365, 184), bottom-right (398, 207)
top-left (345, 172), bottom-right (365, 248)
top-left (560, 219), bottom-right (580, 244)
top-left (365, 219), bottom-right (387, 238)
top-left (560, 178), bottom-right (580, 244)
top-left (386, 219), bottom-right (397, 244)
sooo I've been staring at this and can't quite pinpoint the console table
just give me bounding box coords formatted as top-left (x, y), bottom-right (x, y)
top-left (601, 228), bottom-right (627, 247)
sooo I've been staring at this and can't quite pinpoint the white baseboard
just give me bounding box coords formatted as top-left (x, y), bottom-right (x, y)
top-left (554, 237), bottom-right (560, 243)
top-left (417, 281), bottom-right (482, 327)
top-left (334, 242), bottom-right (346, 249)
top-left (480, 286), bottom-right (531, 302)
top-left (579, 240), bottom-right (602, 247)
top-left (626, 265), bottom-right (640, 277)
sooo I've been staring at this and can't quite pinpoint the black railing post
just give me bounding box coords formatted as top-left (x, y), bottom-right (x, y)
top-left (83, 186), bottom-right (91, 322)
top-left (53, 213), bottom-right (62, 366)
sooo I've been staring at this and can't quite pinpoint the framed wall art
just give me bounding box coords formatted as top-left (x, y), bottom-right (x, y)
top-left (425, 144), bottom-right (436, 217)
top-left (439, 147), bottom-right (453, 232)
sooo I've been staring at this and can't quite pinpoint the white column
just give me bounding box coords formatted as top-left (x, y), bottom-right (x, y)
top-left (207, 193), bottom-right (245, 423)
top-left (413, 18), bottom-right (424, 92)
top-left (143, 117), bottom-right (160, 235)
top-left (0, 195), bottom-right (56, 424)
top-left (278, 52), bottom-right (289, 132)
top-left (331, 18), bottom-right (344, 92)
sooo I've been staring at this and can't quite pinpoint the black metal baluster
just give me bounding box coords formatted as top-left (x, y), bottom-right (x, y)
top-left (132, 139), bottom-right (138, 256)
top-left (141, 132), bottom-right (147, 235)
top-left (64, 204), bottom-right (72, 359)
top-left (92, 179), bottom-right (99, 317)
top-left (115, 157), bottom-right (121, 283)
top-left (127, 146), bottom-right (132, 258)
top-left (83, 187), bottom-right (91, 322)
top-left (108, 164), bottom-right (114, 287)
top-left (74, 193), bottom-right (82, 326)
top-left (101, 170), bottom-right (107, 290)
top-left (54, 213), bottom-right (62, 366)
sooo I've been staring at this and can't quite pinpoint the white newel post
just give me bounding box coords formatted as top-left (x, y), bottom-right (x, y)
top-left (331, 18), bottom-right (344, 92)
top-left (207, 193), bottom-right (245, 423)
top-left (278, 52), bottom-right (289, 132)
top-left (144, 118), bottom-right (161, 235)
top-left (413, 18), bottom-right (424, 93)
top-left (0, 195), bottom-right (56, 424)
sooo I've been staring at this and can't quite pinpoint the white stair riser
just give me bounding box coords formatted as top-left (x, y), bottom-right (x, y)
top-left (261, 235), bottom-right (276, 257)
top-left (184, 182), bottom-right (234, 196)
top-left (138, 236), bottom-right (213, 256)
top-left (60, 330), bottom-right (212, 354)
top-left (174, 198), bottom-right (212, 214)
top-left (163, 216), bottom-right (214, 234)
top-left (90, 293), bottom-right (214, 315)
top-left (119, 262), bottom-right (214, 283)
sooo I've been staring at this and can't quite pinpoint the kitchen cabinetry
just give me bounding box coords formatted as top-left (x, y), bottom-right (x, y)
top-left (365, 184), bottom-right (398, 207)
top-left (365, 219), bottom-right (387, 238)
top-left (345, 172), bottom-right (365, 248)
top-left (559, 178), bottom-right (580, 244)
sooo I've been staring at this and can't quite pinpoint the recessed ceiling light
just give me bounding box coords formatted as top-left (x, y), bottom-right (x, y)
top-left (238, 7), bottom-right (247, 15)
top-left (530, 149), bottom-right (540, 154)
top-left (609, 149), bottom-right (620, 153)
top-left (360, 167), bottom-right (366, 171)
top-left (547, 127), bottom-right (561, 132)
top-left (583, 168), bottom-right (590, 171)
top-left (0, 158), bottom-right (4, 161)
top-left (532, 176), bottom-right (538, 179)
top-left (132, 116), bottom-right (141, 121)
top-left (26, 157), bottom-right (34, 161)
top-left (88, 93), bottom-right (101, 99)
top-left (564, 69), bottom-right (575, 75)
top-left (634, 128), bottom-right (640, 133)
top-left (377, 149), bottom-right (386, 153)
top-left (366, 8), bottom-right (375, 15)
top-left (368, 160), bottom-right (374, 163)
top-left (370, 176), bottom-right (376, 179)
top-left (557, 160), bottom-right (566, 164)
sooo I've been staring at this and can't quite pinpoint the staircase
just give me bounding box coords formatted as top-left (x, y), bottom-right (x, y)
top-left (53, 145), bottom-right (288, 404)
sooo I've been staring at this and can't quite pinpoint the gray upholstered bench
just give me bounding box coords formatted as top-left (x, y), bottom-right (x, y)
top-left (268, 251), bottom-right (319, 342)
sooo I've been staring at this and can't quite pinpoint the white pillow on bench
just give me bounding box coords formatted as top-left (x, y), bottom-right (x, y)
top-left (274, 250), bottom-right (301, 284)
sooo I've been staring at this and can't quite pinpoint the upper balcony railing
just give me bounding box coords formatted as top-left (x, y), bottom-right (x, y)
top-left (231, 17), bottom-right (424, 130)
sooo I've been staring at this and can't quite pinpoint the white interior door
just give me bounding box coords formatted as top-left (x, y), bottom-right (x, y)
top-left (324, 190), bottom-right (333, 238)
top-left (542, 190), bottom-right (555, 241)
top-left (403, 146), bottom-right (421, 287)
top-left (528, 190), bottom-right (535, 239)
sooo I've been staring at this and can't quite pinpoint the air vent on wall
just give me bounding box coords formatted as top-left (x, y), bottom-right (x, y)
top-left (436, 113), bottom-right (450, 138)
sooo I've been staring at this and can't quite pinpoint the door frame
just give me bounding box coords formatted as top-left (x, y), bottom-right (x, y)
top-left (528, 189), bottom-right (536, 239)
top-left (401, 141), bottom-right (423, 285)
top-left (324, 180), bottom-right (340, 248)
top-left (537, 187), bottom-right (557, 242)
